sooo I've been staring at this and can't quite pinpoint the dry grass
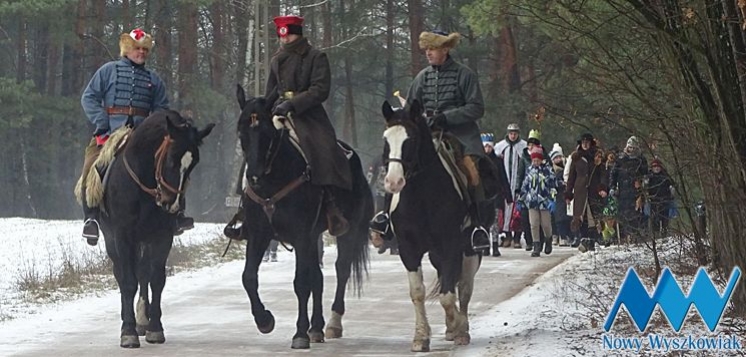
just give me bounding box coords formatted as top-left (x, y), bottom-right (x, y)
top-left (14, 234), bottom-right (246, 306)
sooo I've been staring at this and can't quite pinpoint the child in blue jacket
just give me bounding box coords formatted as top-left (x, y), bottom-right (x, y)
top-left (520, 146), bottom-right (560, 257)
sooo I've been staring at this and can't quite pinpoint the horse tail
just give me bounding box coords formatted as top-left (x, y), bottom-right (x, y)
top-left (344, 149), bottom-right (373, 296)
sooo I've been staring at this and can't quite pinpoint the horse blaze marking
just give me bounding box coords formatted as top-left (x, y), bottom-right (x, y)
top-left (173, 151), bottom-right (193, 211)
top-left (383, 126), bottom-right (408, 187)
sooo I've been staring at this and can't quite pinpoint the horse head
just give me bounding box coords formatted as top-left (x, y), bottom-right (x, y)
top-left (380, 100), bottom-right (427, 194)
top-left (153, 112), bottom-right (215, 212)
top-left (236, 84), bottom-right (278, 189)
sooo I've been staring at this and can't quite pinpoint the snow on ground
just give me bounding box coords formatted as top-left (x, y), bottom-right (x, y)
top-left (459, 238), bottom-right (745, 357)
top-left (0, 218), bottom-right (225, 321)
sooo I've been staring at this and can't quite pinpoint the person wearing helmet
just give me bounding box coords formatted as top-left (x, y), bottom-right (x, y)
top-left (493, 123), bottom-right (527, 247)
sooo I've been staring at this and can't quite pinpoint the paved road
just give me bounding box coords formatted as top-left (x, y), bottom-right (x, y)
top-left (2, 245), bottom-right (573, 356)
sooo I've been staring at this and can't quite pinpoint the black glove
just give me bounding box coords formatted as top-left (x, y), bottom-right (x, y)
top-left (274, 101), bottom-right (294, 117)
top-left (93, 125), bottom-right (109, 137)
top-left (429, 113), bottom-right (448, 130)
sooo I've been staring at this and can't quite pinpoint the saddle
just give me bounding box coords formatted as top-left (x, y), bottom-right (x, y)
top-left (74, 127), bottom-right (132, 208)
top-left (432, 132), bottom-right (470, 203)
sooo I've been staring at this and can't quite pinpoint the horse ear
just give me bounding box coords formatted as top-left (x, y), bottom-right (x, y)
top-left (408, 100), bottom-right (423, 121)
top-left (199, 123), bottom-right (216, 140)
top-left (166, 115), bottom-right (179, 136)
top-left (236, 84), bottom-right (247, 109)
top-left (382, 101), bottom-right (394, 122)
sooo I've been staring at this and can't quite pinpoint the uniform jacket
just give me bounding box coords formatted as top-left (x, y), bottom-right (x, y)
top-left (406, 56), bottom-right (485, 156)
top-left (81, 57), bottom-right (169, 136)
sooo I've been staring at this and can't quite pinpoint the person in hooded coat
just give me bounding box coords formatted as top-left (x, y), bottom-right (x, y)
top-left (609, 136), bottom-right (648, 242)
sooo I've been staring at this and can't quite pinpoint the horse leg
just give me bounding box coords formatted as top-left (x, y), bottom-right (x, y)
top-left (308, 235), bottom-right (325, 343)
top-left (407, 265), bottom-right (431, 352)
top-left (451, 253), bottom-right (480, 345)
top-left (325, 236), bottom-right (351, 339)
top-left (439, 251), bottom-right (469, 346)
top-left (113, 239), bottom-right (140, 348)
top-left (144, 237), bottom-right (172, 344)
top-left (135, 246), bottom-right (150, 337)
top-left (242, 237), bottom-right (274, 334)
top-left (291, 245), bottom-right (315, 349)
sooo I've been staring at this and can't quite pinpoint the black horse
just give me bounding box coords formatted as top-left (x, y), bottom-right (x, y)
top-left (99, 110), bottom-right (214, 348)
top-left (234, 85), bottom-right (373, 349)
top-left (380, 100), bottom-right (482, 352)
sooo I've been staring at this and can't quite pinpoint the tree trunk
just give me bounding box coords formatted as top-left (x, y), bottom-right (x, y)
top-left (323, 0), bottom-right (332, 49)
top-left (154, 0), bottom-right (173, 89)
top-left (177, 3), bottom-right (198, 113)
top-left (343, 55), bottom-right (357, 145)
top-left (385, 0), bottom-right (394, 102)
top-left (407, 0), bottom-right (424, 77)
top-left (33, 22), bottom-right (49, 93)
top-left (210, 1), bottom-right (225, 92)
top-left (47, 37), bottom-right (60, 96)
top-left (235, 0), bottom-right (250, 87)
top-left (16, 16), bottom-right (26, 83)
top-left (499, 24), bottom-right (520, 93)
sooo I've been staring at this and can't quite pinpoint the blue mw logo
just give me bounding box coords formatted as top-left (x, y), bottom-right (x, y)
top-left (604, 266), bottom-right (741, 332)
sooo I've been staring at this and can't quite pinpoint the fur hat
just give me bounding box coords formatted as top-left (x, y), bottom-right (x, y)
top-left (119, 28), bottom-right (153, 57)
top-left (419, 31), bottom-right (460, 50)
top-left (481, 132), bottom-right (495, 147)
top-left (626, 135), bottom-right (639, 149)
top-left (530, 145), bottom-right (544, 161)
top-left (549, 143), bottom-right (564, 160)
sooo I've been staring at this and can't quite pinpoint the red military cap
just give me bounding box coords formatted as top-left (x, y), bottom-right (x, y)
top-left (273, 15), bottom-right (304, 37)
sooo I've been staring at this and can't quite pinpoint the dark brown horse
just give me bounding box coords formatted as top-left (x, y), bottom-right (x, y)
top-left (234, 85), bottom-right (373, 349)
top-left (100, 110), bottom-right (214, 348)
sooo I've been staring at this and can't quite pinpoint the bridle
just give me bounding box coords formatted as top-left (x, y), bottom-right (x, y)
top-left (241, 113), bottom-right (311, 222)
top-left (384, 120), bottom-right (442, 180)
top-left (123, 135), bottom-right (185, 200)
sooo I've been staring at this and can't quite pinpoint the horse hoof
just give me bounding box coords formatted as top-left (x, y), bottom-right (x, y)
top-left (257, 312), bottom-right (275, 334)
top-left (324, 326), bottom-right (343, 339)
top-left (120, 335), bottom-right (140, 348)
top-left (136, 324), bottom-right (147, 336)
top-left (411, 339), bottom-right (430, 352)
top-left (309, 330), bottom-right (325, 343)
top-left (445, 331), bottom-right (455, 341)
top-left (146, 330), bottom-right (166, 344)
top-left (291, 337), bottom-right (311, 349)
top-left (454, 334), bottom-right (471, 345)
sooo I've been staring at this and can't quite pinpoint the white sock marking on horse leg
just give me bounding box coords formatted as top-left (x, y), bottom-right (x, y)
top-left (408, 267), bottom-right (431, 341)
top-left (328, 311), bottom-right (342, 330)
top-left (457, 254), bottom-right (480, 334)
top-left (136, 296), bottom-right (148, 327)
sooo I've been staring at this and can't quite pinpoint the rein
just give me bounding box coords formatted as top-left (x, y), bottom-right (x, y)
top-left (243, 166), bottom-right (311, 222)
top-left (123, 135), bottom-right (184, 199)
top-left (385, 127), bottom-right (443, 180)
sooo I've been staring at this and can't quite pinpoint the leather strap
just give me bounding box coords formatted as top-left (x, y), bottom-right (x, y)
top-left (106, 106), bottom-right (150, 117)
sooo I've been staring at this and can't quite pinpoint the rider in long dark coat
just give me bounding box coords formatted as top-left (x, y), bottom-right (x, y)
top-left (266, 15), bottom-right (350, 235)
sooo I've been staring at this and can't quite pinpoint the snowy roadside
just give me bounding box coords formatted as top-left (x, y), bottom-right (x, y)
top-left (0, 218), bottom-right (230, 322)
top-left (458, 238), bottom-right (745, 357)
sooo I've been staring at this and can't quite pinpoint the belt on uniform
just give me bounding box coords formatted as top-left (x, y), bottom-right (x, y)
top-left (106, 106), bottom-right (150, 117)
top-left (281, 91), bottom-right (295, 100)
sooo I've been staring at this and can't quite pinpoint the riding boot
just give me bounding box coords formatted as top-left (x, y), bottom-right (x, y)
top-left (224, 209), bottom-right (244, 240)
top-left (174, 195), bottom-right (195, 236)
top-left (324, 186), bottom-right (349, 237)
top-left (370, 193), bottom-right (394, 241)
top-left (531, 242), bottom-right (542, 257)
top-left (466, 202), bottom-right (490, 252)
top-left (81, 189), bottom-right (100, 246)
top-left (544, 236), bottom-right (553, 255)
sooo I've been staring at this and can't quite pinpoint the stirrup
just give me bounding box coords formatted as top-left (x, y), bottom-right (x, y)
top-left (470, 226), bottom-right (490, 250)
top-left (369, 211), bottom-right (390, 235)
top-left (83, 218), bottom-right (100, 246)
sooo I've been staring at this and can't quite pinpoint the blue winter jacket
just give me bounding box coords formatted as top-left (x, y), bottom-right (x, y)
top-left (81, 57), bottom-right (169, 136)
top-left (519, 163), bottom-right (560, 210)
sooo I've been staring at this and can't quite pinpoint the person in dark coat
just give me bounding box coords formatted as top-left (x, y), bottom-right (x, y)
top-left (647, 158), bottom-right (674, 237)
top-left (483, 132), bottom-right (512, 257)
top-left (565, 133), bottom-right (609, 252)
top-left (609, 136), bottom-right (647, 242)
top-left (265, 15), bottom-right (351, 236)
